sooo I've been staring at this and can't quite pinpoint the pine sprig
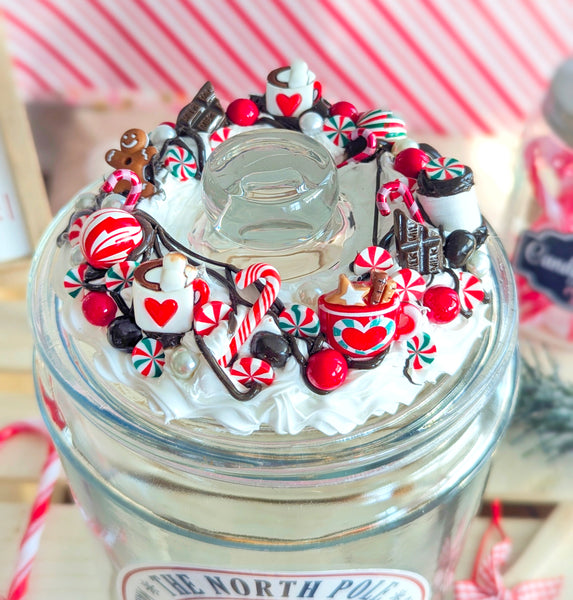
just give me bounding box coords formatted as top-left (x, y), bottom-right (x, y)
top-left (512, 347), bottom-right (573, 457)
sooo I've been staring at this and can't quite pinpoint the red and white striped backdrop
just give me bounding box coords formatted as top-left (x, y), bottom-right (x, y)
top-left (1, 0), bottom-right (572, 134)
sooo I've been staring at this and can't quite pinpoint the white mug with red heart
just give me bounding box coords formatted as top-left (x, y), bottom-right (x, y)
top-left (265, 60), bottom-right (322, 118)
top-left (132, 253), bottom-right (210, 334)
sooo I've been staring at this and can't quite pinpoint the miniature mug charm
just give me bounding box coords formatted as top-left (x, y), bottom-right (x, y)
top-left (265, 60), bottom-right (322, 118)
top-left (132, 252), bottom-right (210, 334)
top-left (318, 273), bottom-right (399, 359)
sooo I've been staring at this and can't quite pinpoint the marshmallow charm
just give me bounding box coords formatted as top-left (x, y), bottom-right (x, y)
top-left (417, 158), bottom-right (482, 232)
top-left (132, 252), bottom-right (210, 334)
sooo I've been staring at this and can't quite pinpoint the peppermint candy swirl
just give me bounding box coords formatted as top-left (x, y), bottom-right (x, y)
top-left (323, 114), bottom-right (355, 147)
top-left (210, 127), bottom-right (236, 150)
top-left (105, 261), bottom-right (140, 292)
top-left (353, 246), bottom-right (394, 275)
top-left (278, 305), bottom-right (320, 338)
top-left (458, 271), bottom-right (485, 311)
top-left (424, 156), bottom-right (465, 180)
top-left (393, 269), bottom-right (426, 303)
top-left (63, 264), bottom-right (88, 298)
top-left (132, 337), bottom-right (166, 378)
top-left (229, 357), bottom-right (275, 386)
top-left (406, 333), bottom-right (437, 370)
top-left (194, 301), bottom-right (233, 336)
top-left (163, 145), bottom-right (198, 181)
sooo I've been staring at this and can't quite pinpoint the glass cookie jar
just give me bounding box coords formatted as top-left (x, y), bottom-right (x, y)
top-left (30, 199), bottom-right (517, 600)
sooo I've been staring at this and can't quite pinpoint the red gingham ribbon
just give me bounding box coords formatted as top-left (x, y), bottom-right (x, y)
top-left (455, 501), bottom-right (563, 600)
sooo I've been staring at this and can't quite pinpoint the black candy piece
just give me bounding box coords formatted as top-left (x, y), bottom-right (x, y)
top-left (445, 229), bottom-right (477, 268)
top-left (107, 316), bottom-right (142, 352)
top-left (250, 331), bottom-right (291, 369)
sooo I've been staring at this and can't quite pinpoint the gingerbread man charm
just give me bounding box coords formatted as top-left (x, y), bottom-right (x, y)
top-left (105, 129), bottom-right (157, 198)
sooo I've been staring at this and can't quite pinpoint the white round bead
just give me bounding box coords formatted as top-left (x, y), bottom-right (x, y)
top-left (392, 137), bottom-right (419, 155)
top-left (467, 249), bottom-right (490, 278)
top-left (101, 193), bottom-right (125, 209)
top-left (169, 347), bottom-right (198, 379)
top-left (299, 111), bottom-right (324, 136)
top-left (149, 123), bottom-right (177, 148)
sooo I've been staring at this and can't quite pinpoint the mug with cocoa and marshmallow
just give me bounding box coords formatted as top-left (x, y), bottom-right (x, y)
top-left (265, 59), bottom-right (322, 118)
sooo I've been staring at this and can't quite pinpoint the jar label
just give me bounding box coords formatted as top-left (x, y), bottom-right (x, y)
top-left (118, 566), bottom-right (430, 600)
top-left (514, 229), bottom-right (573, 311)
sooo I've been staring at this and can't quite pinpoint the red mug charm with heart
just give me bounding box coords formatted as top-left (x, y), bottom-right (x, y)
top-left (132, 252), bottom-right (210, 334)
top-left (318, 293), bottom-right (400, 360)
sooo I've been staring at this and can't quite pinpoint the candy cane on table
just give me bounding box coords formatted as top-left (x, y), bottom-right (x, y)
top-left (218, 263), bottom-right (281, 368)
top-left (376, 179), bottom-right (425, 224)
top-left (101, 169), bottom-right (142, 211)
top-left (0, 419), bottom-right (61, 600)
top-left (337, 127), bottom-right (377, 168)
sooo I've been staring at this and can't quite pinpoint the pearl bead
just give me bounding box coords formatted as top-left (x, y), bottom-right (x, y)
top-left (76, 193), bottom-right (96, 209)
top-left (70, 246), bottom-right (85, 266)
top-left (297, 281), bottom-right (323, 310)
top-left (467, 250), bottom-right (490, 278)
top-left (101, 193), bottom-right (125, 209)
top-left (149, 123), bottom-right (176, 147)
top-left (392, 137), bottom-right (419, 155)
top-left (170, 347), bottom-right (198, 379)
top-left (299, 111), bottom-right (324, 136)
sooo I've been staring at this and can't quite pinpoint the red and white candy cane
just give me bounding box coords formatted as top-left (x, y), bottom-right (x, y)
top-left (376, 179), bottom-right (425, 224)
top-left (102, 169), bottom-right (143, 211)
top-left (218, 263), bottom-right (281, 368)
top-left (337, 127), bottom-right (377, 168)
top-left (1, 419), bottom-right (60, 600)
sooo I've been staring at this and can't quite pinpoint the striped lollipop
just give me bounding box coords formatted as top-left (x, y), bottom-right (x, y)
top-left (278, 304), bottom-right (320, 338)
top-left (229, 357), bottom-right (275, 387)
top-left (63, 263), bottom-right (88, 298)
top-left (210, 127), bottom-right (236, 150)
top-left (105, 260), bottom-right (140, 292)
top-left (357, 109), bottom-right (407, 142)
top-left (406, 332), bottom-right (437, 371)
top-left (424, 156), bottom-right (466, 180)
top-left (353, 246), bottom-right (394, 275)
top-left (458, 271), bottom-right (485, 311)
top-left (68, 214), bottom-right (88, 247)
top-left (393, 269), bottom-right (426, 303)
top-left (131, 337), bottom-right (166, 378)
top-left (323, 114), bottom-right (355, 147)
top-left (163, 145), bottom-right (198, 181)
top-left (194, 301), bottom-right (233, 336)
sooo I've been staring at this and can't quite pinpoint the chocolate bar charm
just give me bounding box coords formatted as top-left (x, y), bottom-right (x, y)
top-left (394, 210), bottom-right (444, 275)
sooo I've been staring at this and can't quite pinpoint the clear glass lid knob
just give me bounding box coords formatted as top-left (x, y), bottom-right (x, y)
top-left (201, 129), bottom-right (339, 251)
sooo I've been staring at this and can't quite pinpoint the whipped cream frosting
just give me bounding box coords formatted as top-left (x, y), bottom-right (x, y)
top-left (56, 120), bottom-right (491, 435)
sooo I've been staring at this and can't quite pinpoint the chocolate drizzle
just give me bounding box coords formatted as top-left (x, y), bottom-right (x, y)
top-left (417, 164), bottom-right (474, 197)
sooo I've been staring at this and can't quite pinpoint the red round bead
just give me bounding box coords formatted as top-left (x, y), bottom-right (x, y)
top-left (422, 286), bottom-right (461, 324)
top-left (306, 349), bottom-right (348, 391)
top-left (329, 101), bottom-right (359, 123)
top-left (82, 291), bottom-right (117, 327)
top-left (393, 148), bottom-right (430, 179)
top-left (226, 98), bottom-right (259, 126)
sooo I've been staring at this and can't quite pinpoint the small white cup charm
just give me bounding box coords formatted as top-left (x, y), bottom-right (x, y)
top-left (132, 252), bottom-right (210, 334)
top-left (265, 60), bottom-right (322, 118)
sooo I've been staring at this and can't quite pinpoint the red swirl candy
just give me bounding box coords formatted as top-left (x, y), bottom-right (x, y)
top-left (80, 208), bottom-right (143, 269)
